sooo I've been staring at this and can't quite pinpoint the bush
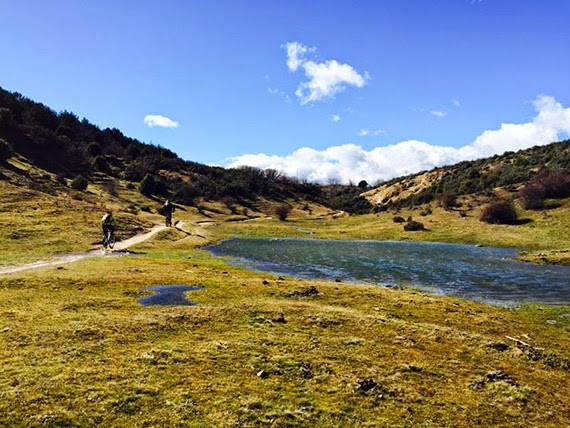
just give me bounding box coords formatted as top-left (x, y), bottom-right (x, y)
top-left (222, 196), bottom-right (238, 214)
top-left (86, 142), bottom-right (102, 157)
top-left (56, 172), bottom-right (67, 185)
top-left (393, 216), bottom-right (405, 223)
top-left (440, 192), bottom-right (457, 211)
top-left (533, 172), bottom-right (570, 199)
top-left (519, 184), bottom-right (545, 210)
top-left (71, 175), bottom-right (88, 191)
top-left (0, 138), bottom-right (14, 161)
top-left (275, 204), bottom-right (291, 221)
top-left (480, 200), bottom-right (518, 225)
top-left (92, 155), bottom-right (110, 173)
top-left (103, 180), bottom-right (119, 196)
top-left (519, 172), bottom-right (570, 210)
top-left (140, 173), bottom-right (156, 196)
top-left (0, 108), bottom-right (16, 129)
top-left (404, 220), bottom-right (425, 231)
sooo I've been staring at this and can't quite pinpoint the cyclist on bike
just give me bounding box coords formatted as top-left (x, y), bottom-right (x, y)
top-left (163, 200), bottom-right (175, 227)
top-left (101, 210), bottom-right (117, 243)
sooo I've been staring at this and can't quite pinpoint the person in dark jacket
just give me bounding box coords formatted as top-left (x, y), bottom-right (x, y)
top-left (163, 200), bottom-right (175, 226)
top-left (101, 210), bottom-right (117, 241)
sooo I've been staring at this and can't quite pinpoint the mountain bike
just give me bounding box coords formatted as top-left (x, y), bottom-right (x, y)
top-left (102, 227), bottom-right (116, 250)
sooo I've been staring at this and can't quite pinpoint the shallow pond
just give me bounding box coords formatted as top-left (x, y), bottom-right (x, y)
top-left (138, 284), bottom-right (203, 306)
top-left (204, 238), bottom-right (570, 306)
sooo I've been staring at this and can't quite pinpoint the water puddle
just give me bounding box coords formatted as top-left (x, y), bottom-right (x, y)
top-left (138, 284), bottom-right (204, 306)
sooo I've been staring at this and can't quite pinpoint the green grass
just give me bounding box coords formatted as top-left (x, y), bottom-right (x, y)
top-left (1, 167), bottom-right (569, 427)
top-left (1, 251), bottom-right (569, 427)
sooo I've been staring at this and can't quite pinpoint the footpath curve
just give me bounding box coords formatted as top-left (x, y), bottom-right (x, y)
top-left (0, 225), bottom-right (169, 275)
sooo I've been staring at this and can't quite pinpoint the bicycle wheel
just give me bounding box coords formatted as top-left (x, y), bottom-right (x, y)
top-left (108, 231), bottom-right (116, 249)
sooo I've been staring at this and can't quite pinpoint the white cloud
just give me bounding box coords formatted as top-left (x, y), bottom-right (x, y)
top-left (431, 110), bottom-right (447, 118)
top-left (358, 128), bottom-right (385, 137)
top-left (452, 99), bottom-right (461, 107)
top-left (332, 114), bottom-right (341, 122)
top-left (228, 95), bottom-right (570, 184)
top-left (284, 41), bottom-right (368, 104)
top-left (285, 42), bottom-right (315, 72)
top-left (469, 95), bottom-right (570, 157)
top-left (144, 114), bottom-right (179, 128)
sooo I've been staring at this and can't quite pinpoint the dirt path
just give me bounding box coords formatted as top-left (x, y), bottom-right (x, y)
top-left (0, 225), bottom-right (169, 275)
top-left (112, 225), bottom-right (168, 251)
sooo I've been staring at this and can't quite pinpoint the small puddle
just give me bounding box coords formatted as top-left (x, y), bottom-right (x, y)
top-left (138, 284), bottom-right (204, 306)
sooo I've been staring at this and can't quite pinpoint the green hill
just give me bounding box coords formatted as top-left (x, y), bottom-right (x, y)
top-left (362, 140), bottom-right (570, 208)
top-left (3, 86), bottom-right (568, 218)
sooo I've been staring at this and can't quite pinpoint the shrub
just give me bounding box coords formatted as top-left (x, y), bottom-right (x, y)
top-left (172, 184), bottom-right (198, 206)
top-left (86, 142), bottom-right (102, 157)
top-left (275, 204), bottom-right (291, 221)
top-left (125, 143), bottom-right (141, 159)
top-left (404, 220), bottom-right (425, 231)
top-left (0, 138), bottom-right (14, 161)
top-left (480, 200), bottom-right (518, 225)
top-left (519, 172), bottom-right (570, 210)
top-left (440, 192), bottom-right (457, 211)
top-left (140, 173), bottom-right (156, 196)
top-left (103, 180), bottom-right (119, 196)
top-left (519, 184), bottom-right (545, 210)
top-left (124, 163), bottom-right (146, 182)
top-left (533, 172), bottom-right (570, 199)
top-left (0, 108), bottom-right (16, 129)
top-left (56, 172), bottom-right (67, 185)
top-left (92, 155), bottom-right (110, 173)
top-left (71, 175), bottom-right (88, 191)
top-left (393, 216), bottom-right (405, 223)
top-left (221, 196), bottom-right (238, 214)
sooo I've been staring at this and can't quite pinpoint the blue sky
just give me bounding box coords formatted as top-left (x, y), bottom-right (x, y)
top-left (1, 0), bottom-right (569, 183)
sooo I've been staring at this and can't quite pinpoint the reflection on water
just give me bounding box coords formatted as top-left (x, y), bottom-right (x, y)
top-left (204, 238), bottom-right (570, 306)
top-left (138, 284), bottom-right (203, 306)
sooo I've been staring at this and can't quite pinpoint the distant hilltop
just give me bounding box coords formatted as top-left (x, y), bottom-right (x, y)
top-left (1, 86), bottom-right (568, 214)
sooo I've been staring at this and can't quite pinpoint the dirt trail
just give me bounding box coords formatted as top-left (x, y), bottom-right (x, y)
top-left (0, 225), bottom-right (169, 275)
top-left (112, 225), bottom-right (168, 251)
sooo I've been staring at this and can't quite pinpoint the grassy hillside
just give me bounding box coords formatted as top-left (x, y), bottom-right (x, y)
top-left (0, 87), bottom-right (373, 214)
top-left (1, 88), bottom-right (569, 427)
top-left (362, 140), bottom-right (570, 209)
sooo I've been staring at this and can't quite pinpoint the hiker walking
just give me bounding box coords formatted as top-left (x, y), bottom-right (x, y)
top-left (163, 200), bottom-right (175, 227)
